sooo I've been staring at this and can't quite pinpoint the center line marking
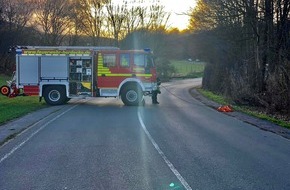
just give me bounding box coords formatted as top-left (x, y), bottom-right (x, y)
top-left (0, 104), bottom-right (78, 164)
top-left (138, 111), bottom-right (193, 190)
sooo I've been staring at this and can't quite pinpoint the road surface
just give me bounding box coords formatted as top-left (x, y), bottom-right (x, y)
top-left (0, 78), bottom-right (290, 190)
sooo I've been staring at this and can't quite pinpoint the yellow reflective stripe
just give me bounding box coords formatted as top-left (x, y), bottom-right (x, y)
top-left (97, 53), bottom-right (113, 75)
top-left (133, 68), bottom-right (145, 72)
top-left (98, 74), bottom-right (131, 77)
top-left (23, 50), bottom-right (91, 55)
top-left (81, 82), bottom-right (92, 89)
top-left (97, 73), bottom-right (152, 77)
top-left (98, 69), bottom-right (111, 72)
top-left (136, 74), bottom-right (152, 77)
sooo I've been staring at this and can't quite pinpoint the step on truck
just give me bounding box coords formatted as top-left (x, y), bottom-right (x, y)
top-left (0, 46), bottom-right (159, 106)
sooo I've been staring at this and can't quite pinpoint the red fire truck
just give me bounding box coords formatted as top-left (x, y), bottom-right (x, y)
top-left (0, 46), bottom-right (159, 106)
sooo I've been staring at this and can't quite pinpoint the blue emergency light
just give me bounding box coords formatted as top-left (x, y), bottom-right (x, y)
top-left (16, 49), bottom-right (22, 55)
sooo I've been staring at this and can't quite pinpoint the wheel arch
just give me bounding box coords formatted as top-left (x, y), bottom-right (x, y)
top-left (118, 78), bottom-right (145, 96)
top-left (40, 82), bottom-right (69, 97)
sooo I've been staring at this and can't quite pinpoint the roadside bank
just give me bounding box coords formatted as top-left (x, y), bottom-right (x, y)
top-left (190, 88), bottom-right (290, 140)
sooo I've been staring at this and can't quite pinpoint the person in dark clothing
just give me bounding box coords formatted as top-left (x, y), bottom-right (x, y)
top-left (152, 90), bottom-right (159, 104)
top-left (152, 77), bottom-right (161, 104)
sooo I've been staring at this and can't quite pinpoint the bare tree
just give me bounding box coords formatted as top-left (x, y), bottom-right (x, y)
top-left (189, 0), bottom-right (290, 114)
top-left (189, 0), bottom-right (217, 31)
top-left (122, 3), bottom-right (141, 35)
top-left (0, 0), bottom-right (4, 25)
top-left (75, 0), bottom-right (108, 46)
top-left (34, 0), bottom-right (73, 45)
top-left (147, 4), bottom-right (170, 30)
top-left (0, 0), bottom-right (35, 32)
top-left (0, 0), bottom-right (37, 73)
top-left (104, 0), bottom-right (171, 45)
top-left (105, 0), bottom-right (127, 46)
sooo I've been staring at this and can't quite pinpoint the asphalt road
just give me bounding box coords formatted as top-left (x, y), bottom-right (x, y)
top-left (0, 78), bottom-right (290, 190)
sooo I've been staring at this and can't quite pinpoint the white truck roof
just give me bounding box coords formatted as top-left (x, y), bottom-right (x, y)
top-left (15, 46), bottom-right (120, 51)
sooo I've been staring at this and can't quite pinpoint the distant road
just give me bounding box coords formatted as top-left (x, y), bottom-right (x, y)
top-left (0, 78), bottom-right (290, 190)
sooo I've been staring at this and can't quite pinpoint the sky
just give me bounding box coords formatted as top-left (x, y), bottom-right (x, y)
top-left (112, 0), bottom-right (197, 30)
top-left (160, 0), bottom-right (197, 30)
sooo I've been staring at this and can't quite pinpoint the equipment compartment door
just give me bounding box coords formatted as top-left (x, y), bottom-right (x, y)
top-left (69, 57), bottom-right (92, 95)
top-left (41, 57), bottom-right (68, 79)
top-left (18, 56), bottom-right (39, 85)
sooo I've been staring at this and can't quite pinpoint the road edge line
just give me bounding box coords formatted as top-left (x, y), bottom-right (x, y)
top-left (0, 104), bottom-right (78, 164)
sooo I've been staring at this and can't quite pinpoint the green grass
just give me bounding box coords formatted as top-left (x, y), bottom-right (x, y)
top-left (197, 88), bottom-right (229, 105)
top-left (0, 74), bottom-right (47, 125)
top-left (170, 60), bottom-right (205, 78)
top-left (238, 107), bottom-right (290, 129)
top-left (197, 88), bottom-right (290, 129)
top-left (0, 74), bottom-right (9, 85)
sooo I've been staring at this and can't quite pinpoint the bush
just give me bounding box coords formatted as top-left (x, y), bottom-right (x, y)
top-left (155, 58), bottom-right (176, 81)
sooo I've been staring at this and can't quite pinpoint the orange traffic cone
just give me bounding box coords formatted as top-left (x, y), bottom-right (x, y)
top-left (217, 105), bottom-right (233, 112)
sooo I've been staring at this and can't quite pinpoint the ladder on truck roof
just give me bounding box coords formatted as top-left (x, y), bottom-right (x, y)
top-left (15, 46), bottom-right (120, 51)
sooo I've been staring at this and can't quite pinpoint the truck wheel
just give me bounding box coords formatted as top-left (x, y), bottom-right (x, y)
top-left (43, 86), bottom-right (66, 105)
top-left (0, 85), bottom-right (10, 96)
top-left (121, 85), bottom-right (143, 106)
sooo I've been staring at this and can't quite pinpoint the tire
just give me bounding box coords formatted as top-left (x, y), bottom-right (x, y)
top-left (43, 86), bottom-right (66, 105)
top-left (121, 85), bottom-right (143, 106)
top-left (0, 85), bottom-right (10, 96)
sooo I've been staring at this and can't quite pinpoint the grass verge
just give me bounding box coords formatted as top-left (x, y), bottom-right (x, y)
top-left (0, 74), bottom-right (47, 125)
top-left (170, 60), bottom-right (205, 78)
top-left (197, 88), bottom-right (290, 129)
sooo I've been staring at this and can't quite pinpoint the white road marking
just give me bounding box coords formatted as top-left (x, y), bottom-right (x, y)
top-left (0, 105), bottom-right (78, 164)
top-left (138, 111), bottom-right (193, 190)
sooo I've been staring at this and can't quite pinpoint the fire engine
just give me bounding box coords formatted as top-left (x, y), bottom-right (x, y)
top-left (0, 46), bottom-right (159, 106)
